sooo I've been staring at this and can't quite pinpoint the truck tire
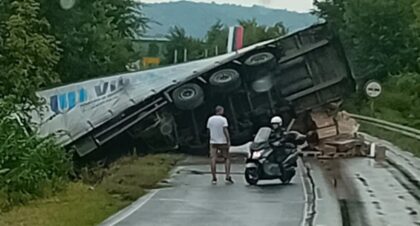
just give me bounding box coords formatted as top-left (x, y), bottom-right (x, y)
top-left (172, 83), bottom-right (204, 110)
top-left (251, 75), bottom-right (274, 93)
top-left (244, 52), bottom-right (276, 67)
top-left (159, 122), bottom-right (173, 136)
top-left (209, 69), bottom-right (241, 93)
top-left (244, 52), bottom-right (276, 82)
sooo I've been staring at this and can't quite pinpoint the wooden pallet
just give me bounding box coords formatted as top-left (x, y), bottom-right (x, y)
top-left (300, 151), bottom-right (322, 157)
top-left (318, 152), bottom-right (352, 159)
top-left (334, 152), bottom-right (351, 158)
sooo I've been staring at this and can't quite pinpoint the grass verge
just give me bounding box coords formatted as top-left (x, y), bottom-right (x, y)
top-left (360, 123), bottom-right (420, 157)
top-left (0, 154), bottom-right (183, 226)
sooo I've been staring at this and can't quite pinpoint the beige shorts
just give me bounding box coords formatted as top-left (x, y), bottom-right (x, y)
top-left (210, 144), bottom-right (230, 158)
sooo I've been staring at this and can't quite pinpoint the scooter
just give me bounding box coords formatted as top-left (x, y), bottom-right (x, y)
top-left (244, 127), bottom-right (306, 185)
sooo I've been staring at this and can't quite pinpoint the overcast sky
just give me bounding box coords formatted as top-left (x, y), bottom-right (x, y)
top-left (139, 0), bottom-right (314, 13)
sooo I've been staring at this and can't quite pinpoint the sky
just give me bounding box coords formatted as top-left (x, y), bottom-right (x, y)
top-left (139, 0), bottom-right (314, 13)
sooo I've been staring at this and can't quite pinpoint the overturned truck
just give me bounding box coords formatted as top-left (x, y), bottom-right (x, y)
top-left (32, 23), bottom-right (355, 158)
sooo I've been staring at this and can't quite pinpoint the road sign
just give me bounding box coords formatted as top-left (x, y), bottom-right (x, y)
top-left (60, 0), bottom-right (76, 10)
top-left (365, 81), bottom-right (382, 98)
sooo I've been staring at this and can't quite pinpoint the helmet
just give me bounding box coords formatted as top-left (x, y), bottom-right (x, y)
top-left (270, 116), bottom-right (283, 126)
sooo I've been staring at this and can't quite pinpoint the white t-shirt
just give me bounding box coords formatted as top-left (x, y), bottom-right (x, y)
top-left (207, 115), bottom-right (229, 144)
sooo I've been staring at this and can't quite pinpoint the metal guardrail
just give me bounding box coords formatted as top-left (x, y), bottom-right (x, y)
top-left (348, 113), bottom-right (420, 140)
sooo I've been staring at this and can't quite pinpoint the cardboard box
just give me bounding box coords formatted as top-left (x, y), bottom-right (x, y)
top-left (316, 126), bottom-right (338, 139)
top-left (336, 112), bottom-right (359, 135)
top-left (311, 111), bottom-right (336, 128)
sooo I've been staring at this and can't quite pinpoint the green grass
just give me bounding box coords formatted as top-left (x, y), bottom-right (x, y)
top-left (0, 154), bottom-right (183, 226)
top-left (100, 154), bottom-right (182, 201)
top-left (360, 123), bottom-right (420, 157)
top-left (0, 183), bottom-right (123, 226)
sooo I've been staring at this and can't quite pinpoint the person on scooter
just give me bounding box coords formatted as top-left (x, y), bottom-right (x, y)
top-left (269, 116), bottom-right (285, 142)
top-left (269, 116), bottom-right (288, 163)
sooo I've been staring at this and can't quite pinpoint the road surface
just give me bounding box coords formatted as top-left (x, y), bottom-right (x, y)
top-left (101, 163), bottom-right (306, 226)
top-left (313, 157), bottom-right (420, 226)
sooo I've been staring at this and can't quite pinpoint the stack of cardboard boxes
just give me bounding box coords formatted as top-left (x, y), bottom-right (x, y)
top-left (305, 111), bottom-right (368, 159)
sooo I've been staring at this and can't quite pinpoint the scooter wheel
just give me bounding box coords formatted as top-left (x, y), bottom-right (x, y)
top-left (245, 168), bottom-right (259, 185)
top-left (280, 168), bottom-right (296, 184)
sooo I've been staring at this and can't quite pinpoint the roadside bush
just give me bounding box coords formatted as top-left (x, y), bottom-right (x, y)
top-left (345, 72), bottom-right (420, 129)
top-left (0, 105), bottom-right (71, 210)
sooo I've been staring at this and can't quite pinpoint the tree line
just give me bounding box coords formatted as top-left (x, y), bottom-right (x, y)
top-left (314, 0), bottom-right (420, 80)
top-left (163, 19), bottom-right (287, 64)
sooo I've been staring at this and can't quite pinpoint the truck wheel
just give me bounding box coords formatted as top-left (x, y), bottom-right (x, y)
top-left (209, 69), bottom-right (241, 93)
top-left (159, 122), bottom-right (173, 136)
top-left (244, 52), bottom-right (276, 82)
top-left (251, 75), bottom-right (274, 93)
top-left (244, 52), bottom-right (276, 67)
top-left (172, 83), bottom-right (204, 110)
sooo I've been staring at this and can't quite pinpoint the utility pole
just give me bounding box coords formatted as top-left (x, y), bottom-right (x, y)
top-left (215, 46), bottom-right (219, 56)
top-left (184, 48), bottom-right (188, 62)
top-left (174, 49), bottom-right (178, 64)
top-left (205, 49), bottom-right (208, 58)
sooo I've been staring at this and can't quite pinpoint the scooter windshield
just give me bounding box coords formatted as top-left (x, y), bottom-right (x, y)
top-left (253, 127), bottom-right (272, 144)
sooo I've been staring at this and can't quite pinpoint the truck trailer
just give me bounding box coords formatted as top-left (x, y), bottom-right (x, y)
top-left (31, 22), bottom-right (355, 158)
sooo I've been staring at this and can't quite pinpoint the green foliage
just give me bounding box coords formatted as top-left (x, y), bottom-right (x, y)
top-left (0, 0), bottom-right (61, 112)
top-left (0, 0), bottom-right (70, 209)
top-left (205, 20), bottom-right (229, 55)
top-left (38, 0), bottom-right (149, 83)
top-left (360, 123), bottom-right (420, 157)
top-left (0, 0), bottom-right (149, 209)
top-left (314, 0), bottom-right (420, 79)
top-left (148, 43), bottom-right (160, 57)
top-left (164, 19), bottom-right (287, 64)
top-left (239, 18), bottom-right (287, 47)
top-left (141, 2), bottom-right (317, 38)
top-left (345, 72), bottom-right (420, 129)
top-left (0, 155), bottom-right (182, 226)
top-left (0, 102), bottom-right (71, 210)
top-left (164, 26), bottom-right (205, 64)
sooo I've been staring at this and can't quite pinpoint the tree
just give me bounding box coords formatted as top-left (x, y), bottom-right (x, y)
top-left (38, 0), bottom-right (149, 83)
top-left (266, 22), bottom-right (288, 38)
top-left (205, 20), bottom-right (229, 55)
top-left (0, 0), bottom-right (61, 114)
top-left (164, 20), bottom-right (287, 64)
top-left (239, 18), bottom-right (287, 46)
top-left (148, 43), bottom-right (160, 57)
top-left (0, 0), bottom-right (70, 208)
top-left (164, 26), bottom-right (205, 64)
top-left (314, 0), bottom-right (420, 79)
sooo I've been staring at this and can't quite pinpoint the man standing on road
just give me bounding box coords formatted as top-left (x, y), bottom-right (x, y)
top-left (207, 106), bottom-right (234, 185)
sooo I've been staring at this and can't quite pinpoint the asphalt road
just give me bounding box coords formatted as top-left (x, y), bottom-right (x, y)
top-left (102, 163), bottom-right (306, 226)
top-left (317, 158), bottom-right (420, 226)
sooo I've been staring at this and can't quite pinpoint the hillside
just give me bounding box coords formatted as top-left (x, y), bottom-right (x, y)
top-left (141, 1), bottom-right (319, 38)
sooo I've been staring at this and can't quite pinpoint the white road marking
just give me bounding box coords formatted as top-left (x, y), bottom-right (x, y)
top-left (100, 189), bottom-right (159, 226)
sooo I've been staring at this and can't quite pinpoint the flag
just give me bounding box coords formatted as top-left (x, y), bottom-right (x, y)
top-left (227, 26), bottom-right (244, 53)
